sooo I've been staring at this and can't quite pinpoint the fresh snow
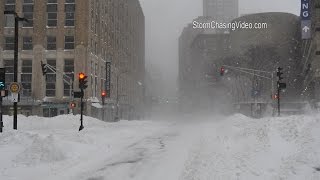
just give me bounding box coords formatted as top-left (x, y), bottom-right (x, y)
top-left (1, 113), bottom-right (320, 180)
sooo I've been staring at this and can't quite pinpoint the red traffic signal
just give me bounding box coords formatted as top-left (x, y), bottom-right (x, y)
top-left (70, 102), bottom-right (76, 108)
top-left (220, 67), bottom-right (225, 76)
top-left (102, 91), bottom-right (107, 97)
top-left (272, 94), bottom-right (278, 100)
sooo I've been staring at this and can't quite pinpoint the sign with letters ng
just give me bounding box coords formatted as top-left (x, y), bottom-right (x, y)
top-left (301, 0), bottom-right (311, 20)
top-left (105, 62), bottom-right (111, 98)
top-left (301, 0), bottom-right (312, 39)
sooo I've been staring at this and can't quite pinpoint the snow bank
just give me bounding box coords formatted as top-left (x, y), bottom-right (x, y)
top-left (15, 134), bottom-right (66, 165)
top-left (1, 113), bottom-right (320, 180)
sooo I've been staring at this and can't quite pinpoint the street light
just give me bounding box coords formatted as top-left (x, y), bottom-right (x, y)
top-left (4, 11), bottom-right (29, 130)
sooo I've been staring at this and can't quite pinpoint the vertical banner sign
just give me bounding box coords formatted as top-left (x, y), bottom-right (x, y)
top-left (106, 62), bottom-right (111, 98)
top-left (301, 0), bottom-right (310, 20)
top-left (301, 0), bottom-right (311, 39)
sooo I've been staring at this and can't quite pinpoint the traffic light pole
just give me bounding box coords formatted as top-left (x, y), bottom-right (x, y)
top-left (276, 67), bottom-right (286, 117)
top-left (102, 97), bottom-right (105, 121)
top-left (78, 73), bottom-right (87, 131)
top-left (79, 88), bottom-right (84, 131)
top-left (4, 11), bottom-right (29, 130)
top-left (277, 81), bottom-right (280, 116)
top-left (13, 16), bottom-right (19, 130)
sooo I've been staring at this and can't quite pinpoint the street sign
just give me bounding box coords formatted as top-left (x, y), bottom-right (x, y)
top-left (301, 20), bottom-right (311, 39)
top-left (278, 82), bottom-right (287, 90)
top-left (9, 82), bottom-right (21, 93)
top-left (301, 0), bottom-right (311, 39)
top-left (106, 62), bottom-right (111, 98)
top-left (11, 93), bottom-right (18, 102)
top-left (301, 0), bottom-right (311, 20)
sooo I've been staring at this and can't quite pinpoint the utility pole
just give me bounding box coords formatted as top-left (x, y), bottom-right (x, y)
top-left (101, 91), bottom-right (106, 121)
top-left (4, 11), bottom-right (29, 130)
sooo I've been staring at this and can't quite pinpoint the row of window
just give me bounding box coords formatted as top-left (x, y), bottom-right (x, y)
top-left (4, 0), bottom-right (75, 28)
top-left (3, 36), bottom-right (74, 50)
top-left (3, 59), bottom-right (74, 97)
top-left (4, 59), bottom-right (32, 96)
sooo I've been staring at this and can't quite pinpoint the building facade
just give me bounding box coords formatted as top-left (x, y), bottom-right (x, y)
top-left (203, 0), bottom-right (238, 23)
top-left (0, 0), bottom-right (145, 120)
top-left (301, 0), bottom-right (320, 104)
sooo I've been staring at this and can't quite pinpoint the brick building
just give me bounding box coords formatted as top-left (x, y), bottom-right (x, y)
top-left (0, 0), bottom-right (145, 120)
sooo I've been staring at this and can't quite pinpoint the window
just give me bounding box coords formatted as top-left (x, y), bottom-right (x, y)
top-left (47, 0), bottom-right (58, 27)
top-left (65, 0), bottom-right (75, 26)
top-left (64, 36), bottom-right (74, 49)
top-left (43, 108), bottom-right (58, 117)
top-left (23, 0), bottom-right (34, 27)
top-left (65, 12), bottom-right (75, 26)
top-left (5, 37), bottom-right (14, 50)
top-left (64, 59), bottom-right (74, 96)
top-left (46, 59), bottom-right (56, 97)
top-left (23, 37), bottom-right (33, 50)
top-left (3, 60), bottom-right (14, 88)
top-left (5, 0), bottom-right (15, 27)
top-left (21, 60), bottom-right (32, 97)
top-left (47, 36), bottom-right (56, 50)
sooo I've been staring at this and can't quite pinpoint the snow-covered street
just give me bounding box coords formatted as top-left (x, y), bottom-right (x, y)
top-left (1, 113), bottom-right (320, 180)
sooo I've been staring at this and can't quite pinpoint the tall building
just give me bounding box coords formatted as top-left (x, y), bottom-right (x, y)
top-left (301, 0), bottom-right (320, 103)
top-left (0, 0), bottom-right (145, 120)
top-left (203, 0), bottom-right (238, 23)
top-left (178, 16), bottom-right (230, 113)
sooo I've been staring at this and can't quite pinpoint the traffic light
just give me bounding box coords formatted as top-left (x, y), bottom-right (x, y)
top-left (79, 72), bottom-right (88, 89)
top-left (272, 94), bottom-right (278, 100)
top-left (277, 67), bottom-right (283, 80)
top-left (41, 62), bottom-right (47, 76)
top-left (70, 102), bottom-right (76, 108)
top-left (101, 91), bottom-right (106, 104)
top-left (220, 67), bottom-right (225, 76)
top-left (0, 68), bottom-right (5, 90)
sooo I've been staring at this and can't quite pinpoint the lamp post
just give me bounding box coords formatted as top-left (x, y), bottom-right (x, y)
top-left (4, 11), bottom-right (29, 130)
top-left (115, 70), bottom-right (128, 121)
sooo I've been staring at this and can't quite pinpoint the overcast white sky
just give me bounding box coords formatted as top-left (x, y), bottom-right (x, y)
top-left (139, 0), bottom-right (301, 97)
